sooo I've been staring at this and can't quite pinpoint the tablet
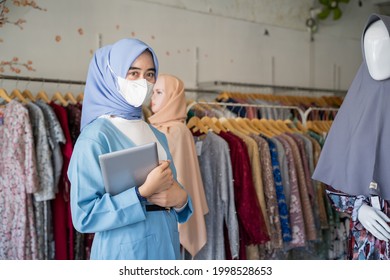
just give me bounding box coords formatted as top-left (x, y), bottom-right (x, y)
top-left (99, 142), bottom-right (159, 195)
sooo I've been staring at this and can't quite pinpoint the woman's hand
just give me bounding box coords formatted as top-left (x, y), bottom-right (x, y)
top-left (138, 160), bottom-right (174, 198)
top-left (147, 180), bottom-right (188, 209)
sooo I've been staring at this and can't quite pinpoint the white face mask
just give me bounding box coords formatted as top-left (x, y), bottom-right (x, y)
top-left (117, 76), bottom-right (154, 107)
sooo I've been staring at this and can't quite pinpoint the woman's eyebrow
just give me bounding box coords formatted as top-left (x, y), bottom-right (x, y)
top-left (128, 67), bottom-right (156, 72)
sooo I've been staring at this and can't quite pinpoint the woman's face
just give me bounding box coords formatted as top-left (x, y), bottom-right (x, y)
top-left (151, 77), bottom-right (168, 113)
top-left (125, 50), bottom-right (156, 83)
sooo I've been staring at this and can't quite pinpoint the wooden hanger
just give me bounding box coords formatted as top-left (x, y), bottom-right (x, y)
top-left (10, 89), bottom-right (28, 104)
top-left (187, 116), bottom-right (209, 134)
top-left (228, 117), bottom-right (249, 135)
top-left (211, 117), bottom-right (227, 132)
top-left (244, 118), bottom-right (263, 133)
top-left (52, 91), bottom-right (68, 106)
top-left (283, 119), bottom-right (301, 133)
top-left (251, 119), bottom-right (274, 138)
top-left (235, 117), bottom-right (259, 134)
top-left (219, 117), bottom-right (237, 132)
top-left (22, 89), bottom-right (36, 102)
top-left (260, 118), bottom-right (283, 135)
top-left (64, 92), bottom-right (77, 105)
top-left (272, 119), bottom-right (295, 133)
top-left (0, 88), bottom-right (12, 103)
top-left (217, 92), bottom-right (230, 101)
top-left (306, 121), bottom-right (323, 135)
top-left (223, 117), bottom-right (250, 135)
top-left (76, 92), bottom-right (84, 103)
top-left (36, 90), bottom-right (50, 103)
top-left (201, 116), bottom-right (221, 134)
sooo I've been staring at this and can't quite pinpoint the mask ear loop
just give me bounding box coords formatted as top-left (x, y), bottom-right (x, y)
top-left (107, 59), bottom-right (121, 92)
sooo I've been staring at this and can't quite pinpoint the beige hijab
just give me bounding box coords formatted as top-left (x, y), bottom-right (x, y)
top-left (149, 74), bottom-right (209, 257)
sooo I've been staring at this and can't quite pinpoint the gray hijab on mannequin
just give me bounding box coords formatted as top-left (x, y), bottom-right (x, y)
top-left (312, 14), bottom-right (390, 200)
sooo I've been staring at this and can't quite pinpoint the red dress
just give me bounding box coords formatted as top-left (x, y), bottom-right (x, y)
top-left (50, 102), bottom-right (74, 260)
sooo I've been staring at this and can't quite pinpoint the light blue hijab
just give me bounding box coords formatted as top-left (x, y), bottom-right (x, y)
top-left (80, 38), bottom-right (159, 130)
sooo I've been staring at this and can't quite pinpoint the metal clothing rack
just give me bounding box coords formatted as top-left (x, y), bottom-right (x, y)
top-left (187, 101), bottom-right (339, 127)
top-left (0, 74), bottom-right (86, 85)
top-left (198, 80), bottom-right (347, 96)
top-left (0, 74), bottom-right (220, 95)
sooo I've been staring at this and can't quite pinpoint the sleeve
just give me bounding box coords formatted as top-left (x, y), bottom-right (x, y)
top-left (151, 125), bottom-right (193, 223)
top-left (23, 109), bottom-right (39, 194)
top-left (167, 146), bottom-right (193, 224)
top-left (68, 137), bottom-right (147, 233)
top-left (221, 145), bottom-right (240, 259)
top-left (325, 187), bottom-right (368, 221)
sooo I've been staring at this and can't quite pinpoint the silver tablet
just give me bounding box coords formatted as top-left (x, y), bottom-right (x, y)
top-left (99, 142), bottom-right (159, 195)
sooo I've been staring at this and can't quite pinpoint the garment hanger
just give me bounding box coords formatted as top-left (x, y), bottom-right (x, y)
top-left (306, 121), bottom-right (323, 135)
top-left (64, 92), bottom-right (77, 105)
top-left (219, 117), bottom-right (237, 132)
top-left (250, 119), bottom-right (274, 138)
top-left (211, 117), bottom-right (227, 132)
top-left (227, 117), bottom-right (249, 135)
top-left (260, 118), bottom-right (283, 135)
top-left (283, 119), bottom-right (301, 133)
top-left (201, 115), bottom-right (221, 134)
top-left (36, 90), bottom-right (50, 103)
top-left (217, 92), bottom-right (230, 101)
top-left (0, 88), bottom-right (12, 103)
top-left (76, 92), bottom-right (84, 103)
top-left (293, 119), bottom-right (306, 133)
top-left (22, 89), bottom-right (36, 102)
top-left (272, 119), bottom-right (295, 133)
top-left (244, 118), bottom-right (263, 133)
top-left (51, 91), bottom-right (68, 106)
top-left (186, 116), bottom-right (209, 134)
top-left (10, 89), bottom-right (28, 104)
top-left (235, 117), bottom-right (259, 134)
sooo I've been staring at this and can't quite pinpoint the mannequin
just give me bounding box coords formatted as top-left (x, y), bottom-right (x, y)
top-left (148, 74), bottom-right (210, 258)
top-left (357, 19), bottom-right (390, 242)
top-left (312, 14), bottom-right (390, 260)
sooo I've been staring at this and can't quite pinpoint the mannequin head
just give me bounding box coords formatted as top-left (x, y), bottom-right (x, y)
top-left (151, 76), bottom-right (168, 113)
top-left (148, 74), bottom-right (187, 125)
top-left (364, 19), bottom-right (390, 80)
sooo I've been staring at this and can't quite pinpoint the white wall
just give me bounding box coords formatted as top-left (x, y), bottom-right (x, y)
top-left (0, 0), bottom-right (380, 97)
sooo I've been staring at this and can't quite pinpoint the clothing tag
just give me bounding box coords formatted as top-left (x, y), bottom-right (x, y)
top-left (371, 196), bottom-right (381, 210)
top-left (368, 181), bottom-right (381, 209)
top-left (0, 112), bottom-right (3, 126)
top-left (195, 141), bottom-right (203, 156)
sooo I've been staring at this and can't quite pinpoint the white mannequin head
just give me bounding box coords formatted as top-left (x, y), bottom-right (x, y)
top-left (364, 19), bottom-right (390, 80)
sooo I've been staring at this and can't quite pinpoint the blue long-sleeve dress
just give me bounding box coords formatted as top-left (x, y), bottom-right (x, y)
top-left (68, 118), bottom-right (193, 259)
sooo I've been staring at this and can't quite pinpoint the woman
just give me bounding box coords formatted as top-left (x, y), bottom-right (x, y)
top-left (68, 38), bottom-right (193, 260)
top-left (148, 74), bottom-right (209, 258)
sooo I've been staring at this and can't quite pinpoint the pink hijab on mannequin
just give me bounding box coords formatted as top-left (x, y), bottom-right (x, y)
top-left (149, 74), bottom-right (209, 257)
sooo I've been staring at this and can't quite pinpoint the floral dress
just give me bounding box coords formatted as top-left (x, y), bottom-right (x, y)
top-left (326, 188), bottom-right (390, 260)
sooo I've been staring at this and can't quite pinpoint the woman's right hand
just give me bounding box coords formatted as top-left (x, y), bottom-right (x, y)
top-left (138, 160), bottom-right (174, 198)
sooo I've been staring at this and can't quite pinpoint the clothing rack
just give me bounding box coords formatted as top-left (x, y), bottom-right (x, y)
top-left (198, 81), bottom-right (347, 96)
top-left (0, 75), bottom-right (219, 95)
top-left (0, 74), bottom-right (86, 85)
top-left (304, 107), bottom-right (339, 121)
top-left (187, 101), bottom-right (338, 127)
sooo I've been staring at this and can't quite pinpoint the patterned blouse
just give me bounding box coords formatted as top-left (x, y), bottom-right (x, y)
top-left (326, 188), bottom-right (390, 260)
